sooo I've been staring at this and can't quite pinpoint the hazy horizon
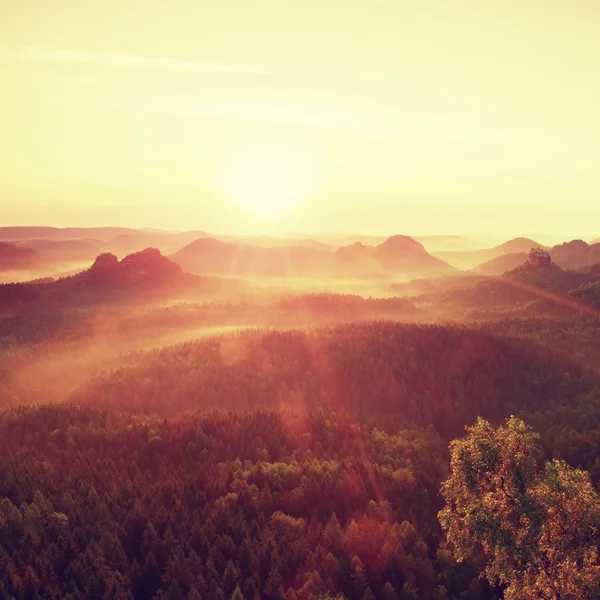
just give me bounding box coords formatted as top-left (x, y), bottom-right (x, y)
top-left (0, 222), bottom-right (588, 248)
top-left (2, 1), bottom-right (600, 236)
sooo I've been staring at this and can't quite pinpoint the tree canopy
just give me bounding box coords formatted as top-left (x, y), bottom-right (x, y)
top-left (439, 417), bottom-right (600, 600)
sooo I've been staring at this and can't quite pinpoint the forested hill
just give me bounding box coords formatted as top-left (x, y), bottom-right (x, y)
top-left (428, 249), bottom-right (600, 316)
top-left (71, 322), bottom-right (599, 438)
top-left (0, 248), bottom-right (238, 315)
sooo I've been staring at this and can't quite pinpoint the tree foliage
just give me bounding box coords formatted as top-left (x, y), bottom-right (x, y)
top-left (439, 417), bottom-right (600, 599)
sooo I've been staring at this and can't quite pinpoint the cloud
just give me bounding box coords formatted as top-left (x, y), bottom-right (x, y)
top-left (152, 98), bottom-right (353, 129)
top-left (6, 46), bottom-right (271, 76)
top-left (115, 95), bottom-right (454, 137)
top-left (3, 46), bottom-right (457, 136)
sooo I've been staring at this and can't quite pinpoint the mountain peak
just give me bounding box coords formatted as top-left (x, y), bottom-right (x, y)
top-left (377, 235), bottom-right (425, 253)
top-left (335, 241), bottom-right (372, 262)
top-left (504, 248), bottom-right (571, 291)
top-left (90, 253), bottom-right (119, 272)
top-left (185, 237), bottom-right (227, 251)
top-left (496, 237), bottom-right (543, 253)
top-left (557, 239), bottom-right (588, 249)
top-left (525, 248), bottom-right (552, 269)
top-left (83, 248), bottom-right (183, 284)
top-left (120, 247), bottom-right (183, 278)
top-left (373, 235), bottom-right (453, 273)
top-left (551, 239), bottom-right (600, 269)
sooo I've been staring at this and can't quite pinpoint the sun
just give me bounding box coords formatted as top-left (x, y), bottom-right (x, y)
top-left (224, 147), bottom-right (310, 215)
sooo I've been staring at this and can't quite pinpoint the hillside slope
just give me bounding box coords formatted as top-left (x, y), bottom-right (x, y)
top-left (474, 252), bottom-right (529, 275)
top-left (434, 237), bottom-right (542, 269)
top-left (71, 321), bottom-right (596, 437)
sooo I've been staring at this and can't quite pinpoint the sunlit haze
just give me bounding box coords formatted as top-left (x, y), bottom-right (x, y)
top-left (1, 1), bottom-right (600, 236)
top-left (3, 5), bottom-right (600, 597)
top-left (222, 143), bottom-right (313, 216)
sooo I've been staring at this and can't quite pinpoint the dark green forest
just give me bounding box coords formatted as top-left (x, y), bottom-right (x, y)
top-left (1, 319), bottom-right (600, 599)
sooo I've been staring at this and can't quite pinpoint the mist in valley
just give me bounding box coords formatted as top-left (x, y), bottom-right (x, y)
top-left (3, 2), bottom-right (600, 594)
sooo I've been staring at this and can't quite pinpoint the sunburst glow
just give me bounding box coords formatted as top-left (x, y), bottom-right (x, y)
top-left (224, 147), bottom-right (311, 215)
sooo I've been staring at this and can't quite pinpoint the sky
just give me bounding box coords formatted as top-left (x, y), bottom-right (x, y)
top-left (1, 1), bottom-right (600, 237)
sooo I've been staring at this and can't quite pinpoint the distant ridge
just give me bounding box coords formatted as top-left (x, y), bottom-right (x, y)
top-left (494, 237), bottom-right (544, 254)
top-left (105, 231), bottom-right (210, 256)
top-left (0, 241), bottom-right (41, 271)
top-left (470, 239), bottom-right (600, 274)
top-left (434, 237), bottom-right (544, 269)
top-left (173, 235), bottom-right (453, 277)
top-left (172, 238), bottom-right (328, 277)
top-left (19, 239), bottom-right (100, 263)
top-left (0, 227), bottom-right (211, 257)
top-left (0, 226), bottom-right (141, 242)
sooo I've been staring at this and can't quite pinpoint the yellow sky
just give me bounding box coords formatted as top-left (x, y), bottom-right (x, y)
top-left (1, 1), bottom-right (599, 236)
